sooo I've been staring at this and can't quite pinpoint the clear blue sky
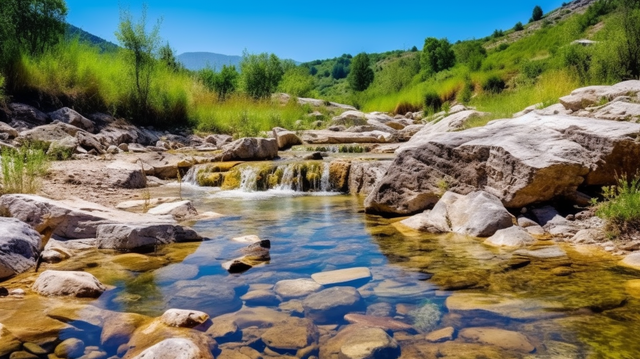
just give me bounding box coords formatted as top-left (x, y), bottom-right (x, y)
top-left (65, 0), bottom-right (565, 62)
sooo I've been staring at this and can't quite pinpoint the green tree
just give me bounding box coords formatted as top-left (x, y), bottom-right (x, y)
top-left (279, 66), bottom-right (316, 97)
top-left (421, 37), bottom-right (456, 74)
top-left (240, 51), bottom-right (284, 99)
top-left (617, 0), bottom-right (640, 79)
top-left (453, 40), bottom-right (486, 71)
top-left (159, 42), bottom-right (181, 72)
top-left (215, 65), bottom-right (239, 100)
top-left (331, 63), bottom-right (347, 79)
top-left (531, 5), bottom-right (543, 22)
top-left (514, 21), bottom-right (524, 31)
top-left (115, 5), bottom-right (162, 120)
top-left (348, 52), bottom-right (374, 92)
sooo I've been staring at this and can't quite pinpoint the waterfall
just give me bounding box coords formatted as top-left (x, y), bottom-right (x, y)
top-left (320, 162), bottom-right (330, 192)
top-left (181, 166), bottom-right (199, 185)
top-left (239, 166), bottom-right (259, 191)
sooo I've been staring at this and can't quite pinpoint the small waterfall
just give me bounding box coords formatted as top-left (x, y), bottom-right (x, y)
top-left (320, 162), bottom-right (330, 192)
top-left (239, 166), bottom-right (260, 191)
top-left (275, 164), bottom-right (300, 191)
top-left (181, 166), bottom-right (199, 185)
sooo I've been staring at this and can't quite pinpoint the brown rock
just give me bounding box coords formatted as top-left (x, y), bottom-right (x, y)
top-left (459, 327), bottom-right (535, 353)
top-left (343, 314), bottom-right (413, 332)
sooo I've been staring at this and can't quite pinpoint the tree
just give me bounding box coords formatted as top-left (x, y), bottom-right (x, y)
top-left (348, 53), bottom-right (374, 92)
top-left (514, 21), bottom-right (524, 31)
top-left (159, 42), bottom-right (181, 72)
top-left (421, 37), bottom-right (456, 74)
top-left (115, 5), bottom-right (162, 120)
top-left (279, 66), bottom-right (315, 97)
top-left (240, 51), bottom-right (284, 99)
top-left (215, 65), bottom-right (239, 100)
top-left (453, 40), bottom-right (486, 71)
top-left (616, 0), bottom-right (640, 78)
top-left (331, 63), bottom-right (347, 79)
top-left (531, 5), bottom-right (543, 22)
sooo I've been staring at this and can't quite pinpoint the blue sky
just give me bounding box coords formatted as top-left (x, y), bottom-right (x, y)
top-left (65, 0), bottom-right (565, 62)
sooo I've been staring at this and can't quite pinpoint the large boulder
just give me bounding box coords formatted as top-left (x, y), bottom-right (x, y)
top-left (32, 270), bottom-right (106, 298)
top-left (0, 217), bottom-right (41, 279)
top-left (559, 80), bottom-right (640, 111)
top-left (348, 160), bottom-right (391, 195)
top-left (48, 107), bottom-right (95, 133)
top-left (272, 127), bottom-right (302, 150)
top-left (366, 113), bottom-right (640, 215)
top-left (18, 123), bottom-right (78, 145)
top-left (7, 103), bottom-right (48, 129)
top-left (219, 137), bottom-right (278, 161)
top-left (399, 191), bottom-right (514, 237)
top-left (300, 130), bottom-right (395, 144)
top-left (96, 223), bottom-right (202, 250)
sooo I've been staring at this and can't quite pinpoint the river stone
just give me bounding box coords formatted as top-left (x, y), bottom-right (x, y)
top-left (338, 326), bottom-right (400, 359)
top-left (213, 307), bottom-right (290, 330)
top-left (33, 270), bottom-right (106, 298)
top-left (279, 300), bottom-right (305, 316)
top-left (205, 318), bottom-right (240, 343)
top-left (219, 137), bottom-right (278, 161)
top-left (160, 309), bottom-right (210, 328)
top-left (272, 127), bottom-right (302, 150)
top-left (261, 317), bottom-right (318, 352)
top-left (302, 287), bottom-right (365, 324)
top-left (131, 338), bottom-right (213, 359)
top-left (311, 267), bottom-right (371, 286)
top-left (459, 327), bottom-right (535, 353)
top-left (22, 342), bottom-right (47, 355)
top-left (10, 350), bottom-right (38, 359)
top-left (348, 160), bottom-right (391, 196)
top-left (96, 223), bottom-right (202, 250)
top-left (55, 338), bottom-right (85, 358)
top-left (445, 292), bottom-right (564, 320)
top-left (514, 246), bottom-right (567, 259)
top-left (425, 327), bottom-right (455, 343)
top-left (101, 312), bottom-right (149, 350)
top-left (147, 200), bottom-right (198, 221)
top-left (620, 252), bottom-right (640, 271)
top-left (0, 324), bottom-right (22, 357)
top-left (0, 217), bottom-right (41, 279)
top-left (48, 107), bottom-right (95, 132)
top-left (240, 290), bottom-right (281, 306)
top-left (166, 281), bottom-right (241, 318)
top-left (484, 226), bottom-right (536, 248)
top-left (365, 113), bottom-right (640, 215)
top-left (274, 279), bottom-right (322, 300)
top-left (343, 314), bottom-right (413, 332)
top-left (366, 302), bottom-right (394, 317)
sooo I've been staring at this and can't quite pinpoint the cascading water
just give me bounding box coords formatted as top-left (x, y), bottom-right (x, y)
top-left (181, 166), bottom-right (199, 185)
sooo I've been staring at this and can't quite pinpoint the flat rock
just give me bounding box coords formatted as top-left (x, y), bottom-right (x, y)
top-left (32, 270), bottom-right (106, 298)
top-left (445, 292), bottom-right (564, 320)
top-left (343, 313), bottom-right (413, 332)
top-left (240, 290), bottom-right (281, 306)
top-left (160, 309), bottom-right (210, 328)
top-left (274, 279), bottom-right (322, 300)
top-left (147, 200), bottom-right (199, 221)
top-left (273, 127), bottom-right (302, 150)
top-left (205, 318), bottom-right (239, 343)
top-left (55, 338), bottom-right (85, 358)
top-left (214, 307), bottom-right (290, 329)
top-left (425, 327), bottom-right (455, 343)
top-left (0, 217), bottom-right (41, 279)
top-left (300, 130), bottom-right (395, 144)
top-left (130, 338), bottom-right (214, 359)
top-left (620, 252), bottom-right (640, 271)
top-left (514, 246), bottom-right (567, 259)
top-left (311, 267), bottom-right (371, 286)
top-left (338, 326), bottom-right (400, 359)
top-left (261, 317), bottom-right (318, 352)
top-left (219, 137), bottom-right (278, 161)
top-left (484, 226), bottom-right (536, 248)
top-left (459, 327), bottom-right (535, 353)
top-left (302, 287), bottom-right (364, 324)
top-left (97, 223), bottom-right (202, 250)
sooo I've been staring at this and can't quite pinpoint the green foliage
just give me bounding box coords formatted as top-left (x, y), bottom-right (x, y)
top-left (0, 74), bottom-right (4, 103)
top-left (596, 174), bottom-right (640, 238)
top-left (482, 75), bottom-right (506, 94)
top-left (115, 5), bottom-right (162, 124)
top-left (563, 44), bottom-right (592, 82)
top-left (240, 51), bottom-right (285, 99)
top-left (496, 43), bottom-right (510, 52)
top-left (457, 81), bottom-right (473, 104)
top-left (424, 91), bottom-right (442, 113)
top-left (1, 145), bottom-right (48, 194)
top-left (421, 37), bottom-right (456, 75)
top-left (280, 66), bottom-right (316, 97)
top-left (453, 40), bottom-right (486, 71)
top-left (492, 29), bottom-right (505, 38)
top-left (199, 65), bottom-right (239, 100)
top-left (577, 0), bottom-right (616, 31)
top-left (158, 42), bottom-right (181, 72)
top-left (348, 52), bottom-right (374, 92)
top-left (514, 21), bottom-right (525, 31)
top-left (521, 59), bottom-right (546, 80)
top-left (531, 5), bottom-right (544, 22)
top-left (331, 63), bottom-right (348, 79)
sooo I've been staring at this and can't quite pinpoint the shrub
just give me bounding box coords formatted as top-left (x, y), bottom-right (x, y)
top-left (514, 22), bottom-right (524, 31)
top-left (424, 91), bottom-right (442, 113)
top-left (482, 75), bottom-right (505, 94)
top-left (521, 60), bottom-right (546, 80)
top-left (1, 145), bottom-right (48, 194)
top-left (492, 29), bottom-right (505, 38)
top-left (240, 52), bottom-right (285, 99)
top-left (497, 43), bottom-right (510, 52)
top-left (457, 82), bottom-right (473, 104)
top-left (531, 5), bottom-right (544, 22)
top-left (596, 174), bottom-right (640, 238)
top-left (394, 101), bottom-right (421, 115)
top-left (421, 37), bottom-right (456, 74)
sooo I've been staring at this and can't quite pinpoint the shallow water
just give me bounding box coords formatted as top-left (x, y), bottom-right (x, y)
top-left (5, 185), bottom-right (640, 358)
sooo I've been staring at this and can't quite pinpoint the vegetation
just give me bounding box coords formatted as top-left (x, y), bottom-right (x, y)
top-left (348, 53), bottom-right (374, 91)
top-left (421, 38), bottom-right (456, 75)
top-left (596, 174), bottom-right (640, 238)
top-left (0, 145), bottom-right (49, 194)
top-left (531, 5), bottom-right (544, 22)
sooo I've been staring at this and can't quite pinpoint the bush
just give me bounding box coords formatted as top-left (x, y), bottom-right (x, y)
top-left (394, 101), bottom-right (421, 115)
top-left (514, 22), bottom-right (524, 31)
top-left (596, 174), bottom-right (640, 238)
top-left (531, 5), bottom-right (544, 22)
top-left (497, 43), bottom-right (510, 52)
top-left (521, 60), bottom-right (546, 80)
top-left (457, 82), bottom-right (473, 104)
top-left (492, 29), bottom-right (505, 38)
top-left (240, 52), bottom-right (285, 99)
top-left (424, 91), bottom-right (442, 113)
top-left (421, 37), bottom-right (456, 74)
top-left (1, 145), bottom-right (48, 194)
top-left (482, 75), bottom-right (505, 94)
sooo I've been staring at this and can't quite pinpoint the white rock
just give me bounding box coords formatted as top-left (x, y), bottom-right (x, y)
top-left (33, 270), bottom-right (106, 298)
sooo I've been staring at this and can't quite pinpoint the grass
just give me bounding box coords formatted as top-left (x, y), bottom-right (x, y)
top-left (1, 145), bottom-right (49, 194)
top-left (595, 174), bottom-right (640, 239)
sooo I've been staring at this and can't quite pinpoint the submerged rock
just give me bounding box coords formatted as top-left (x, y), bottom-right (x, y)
top-left (484, 226), bottom-right (536, 248)
top-left (459, 327), bottom-right (536, 353)
top-left (274, 279), bottom-right (322, 300)
top-left (311, 267), bottom-right (371, 287)
top-left (130, 338), bottom-right (213, 359)
top-left (408, 302), bottom-right (442, 332)
top-left (302, 287), bottom-right (365, 324)
top-left (260, 317), bottom-right (318, 353)
top-left (343, 313), bottom-right (414, 332)
top-left (338, 326), bottom-right (400, 359)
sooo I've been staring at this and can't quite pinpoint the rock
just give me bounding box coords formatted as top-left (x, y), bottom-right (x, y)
top-left (204, 134), bottom-right (233, 147)
top-left (134, 152), bottom-right (186, 179)
top-left (231, 235), bottom-right (261, 244)
top-left (130, 338), bottom-right (214, 359)
top-left (48, 107), bottom-right (95, 132)
top-left (559, 80), bottom-right (640, 111)
top-left (330, 111), bottom-right (368, 127)
top-left (329, 159), bottom-right (351, 192)
top-left (399, 191), bottom-right (514, 237)
top-left (484, 226), bottom-right (536, 248)
top-left (570, 229), bottom-right (606, 244)
top-left (365, 113), bottom-right (640, 215)
top-left (343, 314), bottom-right (413, 332)
top-left (348, 160), bottom-right (391, 196)
top-left (274, 279), bottom-right (322, 300)
top-left (302, 287), bottom-right (365, 324)
top-left (591, 100), bottom-right (640, 121)
top-left (205, 318), bottom-right (239, 343)
top-left (220, 137), bottom-right (278, 161)
top-left (95, 123), bottom-right (159, 147)
top-left (147, 200), bottom-right (199, 221)
top-left (300, 130), bottom-right (395, 144)
top-left (76, 131), bottom-right (105, 153)
top-left (414, 110), bottom-right (488, 136)
top-left (0, 122), bottom-right (18, 139)
top-left (620, 252), bottom-right (640, 271)
top-left (338, 326), bottom-right (400, 359)
top-left (0, 324), bottom-right (22, 357)
top-left (104, 161), bottom-right (148, 188)
top-left (101, 312), bottom-right (149, 350)
top-left (160, 309), bottom-right (210, 328)
top-left (22, 342), bottom-right (47, 356)
top-left (514, 246), bottom-right (567, 259)
top-left (0, 217), bottom-right (41, 279)
top-left (32, 270), bottom-right (106, 298)
top-left (240, 290), bottom-right (280, 306)
top-left (425, 327), bottom-right (455, 343)
top-left (311, 267), bottom-right (371, 287)
top-left (19, 123), bottom-right (77, 145)
top-left (261, 317), bottom-right (318, 353)
top-left (8, 103), bottom-right (48, 129)
top-left (107, 145), bottom-right (119, 154)
top-left (625, 279), bottom-right (640, 298)
top-left (166, 280), bottom-right (242, 318)
top-left (96, 223), bottom-right (202, 250)
top-left (10, 350), bottom-right (38, 359)
top-left (445, 292), bottom-right (564, 320)
top-left (365, 302), bottom-right (394, 317)
top-left (459, 327), bottom-right (535, 353)
top-left (272, 127), bottom-right (302, 150)
top-left (54, 338), bottom-right (85, 358)
top-left (47, 136), bottom-right (78, 158)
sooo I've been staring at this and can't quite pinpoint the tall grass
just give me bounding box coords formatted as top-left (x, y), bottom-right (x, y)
top-left (1, 145), bottom-right (49, 194)
top-left (596, 174), bottom-right (640, 239)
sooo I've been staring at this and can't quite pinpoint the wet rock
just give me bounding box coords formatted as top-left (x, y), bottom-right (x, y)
top-left (0, 324), bottom-right (22, 357)
top-left (343, 314), bottom-right (414, 332)
top-left (274, 279), bottom-right (322, 300)
top-left (49, 107), bottom-right (95, 132)
top-left (365, 113), bottom-right (640, 215)
top-left (366, 302), bottom-right (394, 317)
top-left (130, 338), bottom-right (214, 359)
top-left (279, 300), bottom-right (305, 316)
top-left (147, 200), bottom-right (199, 221)
top-left (445, 292), bottom-right (564, 320)
top-left (101, 312), bottom-right (149, 351)
top-left (0, 217), bottom-right (41, 279)
top-left (160, 309), bottom-right (210, 328)
top-left (261, 317), bottom-right (318, 353)
top-left (348, 160), bottom-right (391, 196)
top-left (311, 267), bottom-right (371, 287)
top-left (8, 103), bottom-right (48, 128)
top-left (338, 326), bottom-right (400, 359)
top-left (96, 223), bottom-right (202, 250)
top-left (514, 246), bottom-right (567, 259)
top-left (484, 226), bottom-right (536, 248)
top-left (219, 137), bottom-right (278, 161)
top-left (22, 342), bottom-right (47, 356)
top-left (329, 159), bottom-right (351, 192)
top-left (10, 350), bottom-right (38, 358)
top-left (33, 270), bottom-right (106, 298)
top-left (55, 338), bottom-right (85, 358)
top-left (302, 287), bottom-right (365, 324)
top-left (459, 327), bottom-right (535, 353)
top-left (166, 281), bottom-right (242, 318)
top-left (272, 127), bottom-right (302, 150)
top-left (619, 252), bottom-right (640, 271)
top-left (205, 318), bottom-right (240, 343)
top-left (240, 290), bottom-right (281, 306)
top-left (214, 307), bottom-right (290, 330)
top-left (425, 327), bottom-right (455, 343)
top-left (408, 302), bottom-right (442, 332)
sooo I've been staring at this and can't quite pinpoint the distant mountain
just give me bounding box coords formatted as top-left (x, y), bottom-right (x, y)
top-left (177, 52), bottom-right (242, 71)
top-left (66, 24), bottom-right (119, 53)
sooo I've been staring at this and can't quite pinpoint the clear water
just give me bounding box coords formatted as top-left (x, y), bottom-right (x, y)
top-left (5, 185), bottom-right (640, 358)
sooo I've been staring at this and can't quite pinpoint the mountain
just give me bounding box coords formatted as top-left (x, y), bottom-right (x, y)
top-left (66, 24), bottom-right (119, 53)
top-left (177, 52), bottom-right (242, 71)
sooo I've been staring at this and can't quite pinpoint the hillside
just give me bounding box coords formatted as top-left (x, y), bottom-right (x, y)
top-left (66, 24), bottom-right (118, 52)
top-left (177, 52), bottom-right (242, 71)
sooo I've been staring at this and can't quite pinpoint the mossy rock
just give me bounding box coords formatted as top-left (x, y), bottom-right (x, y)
top-left (197, 172), bottom-right (224, 187)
